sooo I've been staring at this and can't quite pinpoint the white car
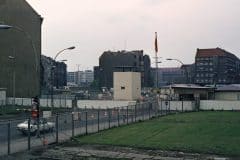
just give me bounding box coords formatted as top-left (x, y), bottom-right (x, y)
top-left (17, 119), bottom-right (55, 135)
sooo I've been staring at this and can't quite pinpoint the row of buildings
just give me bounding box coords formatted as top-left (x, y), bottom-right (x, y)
top-left (93, 47), bottom-right (240, 90)
top-left (1, 0), bottom-right (240, 99)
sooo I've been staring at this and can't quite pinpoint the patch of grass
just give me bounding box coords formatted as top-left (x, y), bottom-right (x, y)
top-left (75, 111), bottom-right (240, 156)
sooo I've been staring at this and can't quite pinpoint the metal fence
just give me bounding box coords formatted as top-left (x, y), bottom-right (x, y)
top-left (0, 100), bottom-right (190, 157)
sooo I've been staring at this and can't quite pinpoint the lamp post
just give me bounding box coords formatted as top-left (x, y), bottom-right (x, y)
top-left (166, 58), bottom-right (188, 83)
top-left (0, 24), bottom-right (40, 96)
top-left (8, 56), bottom-right (16, 105)
top-left (51, 47), bottom-right (75, 111)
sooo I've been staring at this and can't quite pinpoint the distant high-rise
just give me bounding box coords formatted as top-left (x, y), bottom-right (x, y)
top-left (67, 70), bottom-right (94, 87)
top-left (97, 50), bottom-right (152, 88)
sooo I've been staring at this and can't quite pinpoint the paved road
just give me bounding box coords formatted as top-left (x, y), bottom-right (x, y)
top-left (0, 104), bottom-right (170, 156)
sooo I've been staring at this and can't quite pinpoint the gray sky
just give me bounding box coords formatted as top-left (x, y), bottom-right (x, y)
top-left (26, 0), bottom-right (240, 71)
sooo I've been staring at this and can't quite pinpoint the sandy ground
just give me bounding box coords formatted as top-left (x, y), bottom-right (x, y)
top-left (1, 142), bottom-right (235, 160)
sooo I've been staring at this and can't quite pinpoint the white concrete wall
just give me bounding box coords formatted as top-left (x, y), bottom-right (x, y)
top-left (0, 90), bottom-right (6, 105)
top-left (77, 100), bottom-right (136, 109)
top-left (4, 97), bottom-right (135, 109)
top-left (200, 100), bottom-right (240, 110)
top-left (113, 72), bottom-right (141, 100)
top-left (159, 101), bottom-right (195, 111)
top-left (5, 97), bottom-right (240, 111)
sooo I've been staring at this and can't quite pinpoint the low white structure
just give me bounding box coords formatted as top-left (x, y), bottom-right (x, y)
top-left (113, 72), bottom-right (141, 101)
top-left (215, 84), bottom-right (240, 100)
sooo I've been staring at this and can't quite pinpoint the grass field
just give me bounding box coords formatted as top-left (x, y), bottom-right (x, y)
top-left (75, 111), bottom-right (240, 156)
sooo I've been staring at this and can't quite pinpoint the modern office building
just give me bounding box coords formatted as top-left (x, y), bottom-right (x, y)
top-left (0, 0), bottom-right (42, 97)
top-left (67, 70), bottom-right (94, 87)
top-left (67, 72), bottom-right (76, 84)
top-left (195, 48), bottom-right (240, 85)
top-left (97, 50), bottom-right (152, 88)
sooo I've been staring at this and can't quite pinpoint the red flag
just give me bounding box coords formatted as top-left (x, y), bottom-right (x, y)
top-left (154, 32), bottom-right (158, 53)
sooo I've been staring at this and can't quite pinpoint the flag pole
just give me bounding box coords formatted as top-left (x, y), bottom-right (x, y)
top-left (155, 32), bottom-right (159, 88)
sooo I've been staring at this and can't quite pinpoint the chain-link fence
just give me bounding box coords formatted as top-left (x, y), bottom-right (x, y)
top-left (0, 100), bottom-right (193, 157)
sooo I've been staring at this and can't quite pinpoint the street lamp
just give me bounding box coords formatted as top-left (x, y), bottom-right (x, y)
top-left (166, 58), bottom-right (188, 83)
top-left (8, 56), bottom-right (16, 105)
top-left (0, 24), bottom-right (12, 29)
top-left (51, 47), bottom-right (75, 110)
top-left (166, 58), bottom-right (184, 65)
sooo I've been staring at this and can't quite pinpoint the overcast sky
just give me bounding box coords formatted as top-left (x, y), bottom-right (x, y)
top-left (26, 0), bottom-right (240, 71)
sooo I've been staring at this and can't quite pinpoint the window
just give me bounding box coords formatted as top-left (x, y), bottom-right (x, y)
top-left (121, 86), bottom-right (125, 90)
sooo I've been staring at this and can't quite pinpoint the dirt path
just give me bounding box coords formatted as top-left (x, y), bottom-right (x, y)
top-left (3, 143), bottom-right (234, 160)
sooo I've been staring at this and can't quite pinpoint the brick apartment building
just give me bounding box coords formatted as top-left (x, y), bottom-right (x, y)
top-left (195, 48), bottom-right (240, 85)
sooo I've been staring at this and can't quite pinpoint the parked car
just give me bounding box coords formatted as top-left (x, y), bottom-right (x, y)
top-left (17, 119), bottom-right (55, 135)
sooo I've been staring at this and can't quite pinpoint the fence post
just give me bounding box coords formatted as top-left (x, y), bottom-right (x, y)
top-left (182, 100), bottom-right (184, 113)
top-left (28, 117), bottom-right (31, 151)
top-left (97, 108), bottom-right (100, 132)
top-left (108, 108), bottom-right (111, 129)
top-left (134, 104), bottom-right (137, 122)
top-left (60, 95), bottom-right (62, 108)
top-left (65, 95), bottom-right (67, 108)
top-left (56, 114), bottom-right (59, 143)
top-left (85, 111), bottom-right (88, 135)
top-left (47, 95), bottom-right (49, 107)
top-left (131, 106), bottom-right (133, 123)
top-left (7, 121), bottom-right (11, 155)
top-left (72, 113), bottom-right (74, 137)
top-left (169, 100), bottom-right (171, 114)
top-left (160, 100), bottom-right (163, 116)
top-left (117, 108), bottom-right (120, 126)
top-left (127, 106), bottom-right (129, 125)
top-left (148, 103), bottom-right (151, 119)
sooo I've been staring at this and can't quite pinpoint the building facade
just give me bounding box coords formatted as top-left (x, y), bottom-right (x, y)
top-left (113, 72), bottom-right (141, 101)
top-left (98, 50), bottom-right (152, 89)
top-left (67, 72), bottom-right (76, 85)
top-left (67, 70), bottom-right (94, 87)
top-left (41, 55), bottom-right (67, 94)
top-left (0, 0), bottom-right (42, 97)
top-left (152, 67), bottom-right (186, 87)
top-left (195, 48), bottom-right (240, 85)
